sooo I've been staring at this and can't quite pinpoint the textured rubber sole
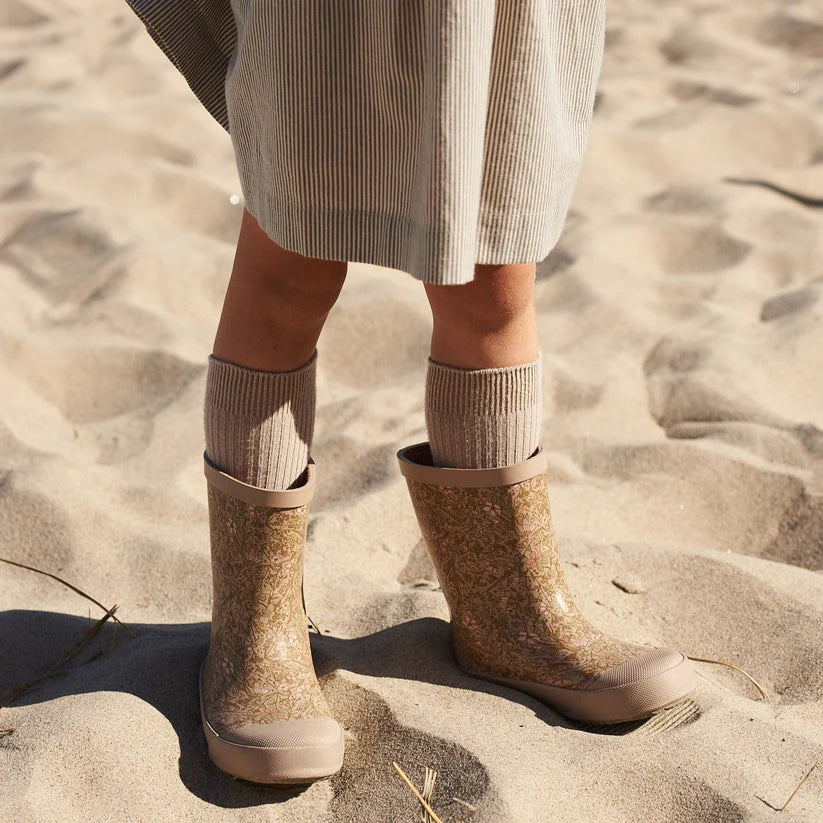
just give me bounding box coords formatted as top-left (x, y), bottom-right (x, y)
top-left (462, 653), bottom-right (698, 725)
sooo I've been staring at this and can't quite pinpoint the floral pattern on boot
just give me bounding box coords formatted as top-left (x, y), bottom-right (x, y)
top-left (202, 482), bottom-right (333, 731)
top-left (405, 473), bottom-right (648, 690)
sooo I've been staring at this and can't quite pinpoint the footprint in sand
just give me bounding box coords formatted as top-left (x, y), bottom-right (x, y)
top-left (0, 57), bottom-right (25, 82)
top-left (643, 184), bottom-right (723, 216)
top-left (2, 208), bottom-right (124, 305)
top-left (536, 244), bottom-right (575, 280)
top-left (652, 221), bottom-right (751, 275)
top-left (660, 25), bottom-right (723, 66)
top-left (667, 79), bottom-right (758, 107)
top-left (643, 326), bottom-right (820, 436)
top-left (0, 340), bottom-right (202, 425)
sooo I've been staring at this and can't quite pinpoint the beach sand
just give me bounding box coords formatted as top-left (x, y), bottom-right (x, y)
top-left (1, 0), bottom-right (821, 820)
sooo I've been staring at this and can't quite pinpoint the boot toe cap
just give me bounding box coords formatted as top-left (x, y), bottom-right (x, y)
top-left (217, 715), bottom-right (343, 749)
top-left (475, 647), bottom-right (698, 725)
top-left (581, 646), bottom-right (698, 723)
top-left (595, 646), bottom-right (691, 689)
top-left (203, 714), bottom-right (345, 784)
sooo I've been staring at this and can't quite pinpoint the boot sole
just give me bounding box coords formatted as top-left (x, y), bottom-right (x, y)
top-left (460, 652), bottom-right (698, 725)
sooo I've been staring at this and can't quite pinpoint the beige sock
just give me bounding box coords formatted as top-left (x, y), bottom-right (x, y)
top-left (204, 350), bottom-right (317, 490)
top-left (425, 350), bottom-right (543, 469)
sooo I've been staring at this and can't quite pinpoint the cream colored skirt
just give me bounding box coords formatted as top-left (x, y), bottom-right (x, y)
top-left (124, 0), bottom-right (606, 284)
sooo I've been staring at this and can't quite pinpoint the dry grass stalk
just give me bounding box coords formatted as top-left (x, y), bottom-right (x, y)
top-left (0, 557), bottom-right (135, 637)
top-left (0, 605), bottom-right (118, 707)
top-left (758, 757), bottom-right (821, 812)
top-left (688, 656), bottom-right (769, 699)
top-left (420, 765), bottom-right (438, 823)
top-left (392, 761), bottom-right (444, 823)
top-left (450, 797), bottom-right (478, 812)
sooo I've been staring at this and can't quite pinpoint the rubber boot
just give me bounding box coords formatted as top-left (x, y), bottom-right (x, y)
top-left (396, 441), bottom-right (696, 724)
top-left (200, 452), bottom-right (344, 783)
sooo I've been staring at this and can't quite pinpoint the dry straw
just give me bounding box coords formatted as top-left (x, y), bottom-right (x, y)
top-left (0, 556), bottom-right (133, 709)
top-left (392, 761), bottom-right (444, 823)
top-left (0, 557), bottom-right (134, 637)
top-left (420, 765), bottom-right (438, 823)
top-left (758, 757), bottom-right (821, 812)
top-left (688, 656), bottom-right (769, 699)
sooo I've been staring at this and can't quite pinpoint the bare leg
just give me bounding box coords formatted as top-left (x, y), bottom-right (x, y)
top-left (421, 261), bottom-right (542, 470)
top-left (213, 207), bottom-right (348, 370)
top-left (205, 207), bottom-right (347, 488)
top-left (423, 262), bottom-right (538, 368)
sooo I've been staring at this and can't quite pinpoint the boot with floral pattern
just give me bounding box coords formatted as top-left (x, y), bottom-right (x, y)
top-left (200, 452), bottom-right (344, 783)
top-left (396, 441), bottom-right (696, 724)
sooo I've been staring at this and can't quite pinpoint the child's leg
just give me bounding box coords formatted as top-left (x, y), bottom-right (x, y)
top-left (205, 207), bottom-right (347, 490)
top-left (423, 262), bottom-right (542, 469)
top-left (200, 208), bottom-right (347, 784)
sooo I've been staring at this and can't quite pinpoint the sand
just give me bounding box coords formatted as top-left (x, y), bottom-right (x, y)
top-left (1, 0), bottom-right (822, 820)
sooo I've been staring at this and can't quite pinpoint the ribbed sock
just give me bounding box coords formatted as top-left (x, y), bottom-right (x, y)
top-left (204, 350), bottom-right (317, 490)
top-left (425, 350), bottom-right (543, 469)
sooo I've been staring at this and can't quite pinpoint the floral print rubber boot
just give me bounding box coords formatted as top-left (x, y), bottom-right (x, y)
top-left (396, 441), bottom-right (697, 724)
top-left (200, 452), bottom-right (344, 783)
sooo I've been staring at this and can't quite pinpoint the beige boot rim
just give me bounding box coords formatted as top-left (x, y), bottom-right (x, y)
top-left (203, 451), bottom-right (316, 507)
top-left (396, 441), bottom-right (548, 487)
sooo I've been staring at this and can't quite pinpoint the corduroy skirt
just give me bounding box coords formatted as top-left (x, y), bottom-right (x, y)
top-left (124, 1), bottom-right (606, 285)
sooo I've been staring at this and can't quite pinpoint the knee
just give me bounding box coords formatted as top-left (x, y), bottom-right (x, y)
top-left (234, 207), bottom-right (347, 324)
top-left (263, 264), bottom-right (347, 325)
top-left (425, 262), bottom-right (536, 333)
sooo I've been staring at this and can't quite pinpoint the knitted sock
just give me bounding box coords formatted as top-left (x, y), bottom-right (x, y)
top-left (425, 350), bottom-right (543, 469)
top-left (204, 349), bottom-right (317, 490)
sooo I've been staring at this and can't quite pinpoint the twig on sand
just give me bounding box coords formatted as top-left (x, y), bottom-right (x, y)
top-left (757, 757), bottom-right (821, 812)
top-left (0, 556), bottom-right (133, 711)
top-left (0, 556), bottom-right (135, 637)
top-left (688, 656), bottom-right (769, 699)
top-left (420, 766), bottom-right (437, 823)
top-left (723, 177), bottom-right (823, 208)
top-left (392, 761), bottom-right (444, 823)
top-left (0, 605), bottom-right (118, 707)
top-left (450, 797), bottom-right (478, 812)
top-left (0, 728), bottom-right (15, 739)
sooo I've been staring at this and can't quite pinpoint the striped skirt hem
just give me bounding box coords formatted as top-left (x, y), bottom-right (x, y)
top-left (123, 0), bottom-right (606, 285)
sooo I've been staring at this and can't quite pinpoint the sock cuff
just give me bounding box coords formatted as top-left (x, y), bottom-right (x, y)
top-left (205, 349), bottom-right (317, 416)
top-left (425, 349), bottom-right (543, 415)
